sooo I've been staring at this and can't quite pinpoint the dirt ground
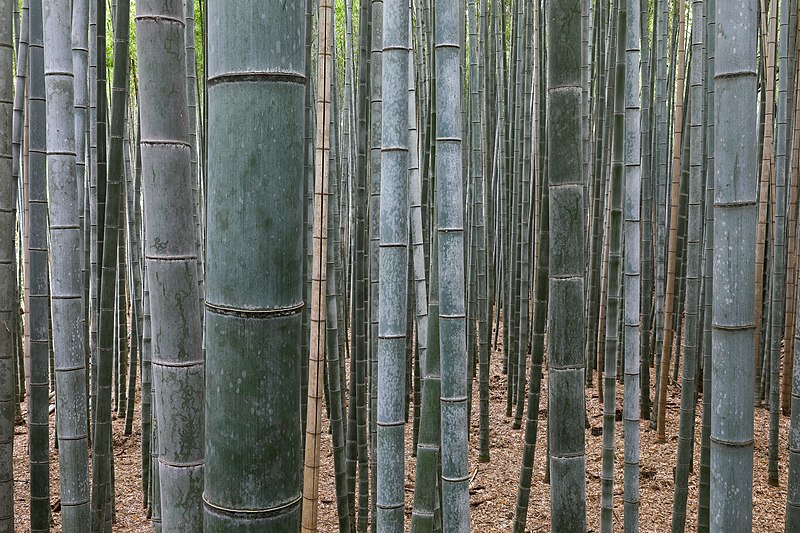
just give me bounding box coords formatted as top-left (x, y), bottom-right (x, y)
top-left (12, 331), bottom-right (790, 532)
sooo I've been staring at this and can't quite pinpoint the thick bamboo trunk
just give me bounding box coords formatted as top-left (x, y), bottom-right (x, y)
top-left (42, 0), bottom-right (91, 528)
top-left (711, 2), bottom-right (757, 529)
top-left (546, 0), bottom-right (587, 529)
top-left (204, 1), bottom-right (307, 529)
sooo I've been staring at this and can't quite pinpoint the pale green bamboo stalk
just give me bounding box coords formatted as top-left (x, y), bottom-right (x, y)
top-left (183, 0), bottom-right (204, 323)
top-left (27, 1), bottom-right (51, 529)
top-left (639, 0), bottom-right (655, 424)
top-left (408, 9), bottom-right (428, 408)
top-left (475, 0), bottom-right (491, 466)
top-left (585, 0), bottom-right (609, 387)
top-left (71, 0), bottom-right (89, 430)
top-left (87, 0), bottom-right (97, 428)
top-left (10, 0), bottom-right (26, 223)
top-left (410, 228), bottom-right (441, 533)
top-left (671, 3), bottom-right (705, 529)
top-left (376, 0), bottom-right (410, 529)
top-left (623, 0), bottom-right (642, 530)
top-left (89, 0), bottom-right (128, 529)
top-left (512, 142), bottom-right (548, 533)
top-left (0, 0), bottom-right (14, 529)
top-left (136, 1), bottom-right (207, 526)
top-left (512, 1), bottom-right (534, 431)
top-left (369, 2), bottom-right (384, 528)
top-left (42, 0), bottom-right (91, 528)
top-left (711, 1), bottom-right (757, 530)
top-left (94, 0), bottom-right (107, 300)
top-left (434, 1), bottom-right (469, 530)
top-left (324, 70), bottom-right (352, 533)
top-left (546, 0), bottom-right (586, 529)
top-left (697, 4), bottom-right (715, 530)
top-left (767, 0), bottom-right (790, 488)
top-left (138, 0), bottom-right (208, 525)
top-left (600, 2), bottom-right (626, 530)
top-left (349, 0), bottom-right (373, 528)
top-left (651, 0), bottom-right (669, 425)
top-left (116, 199), bottom-right (128, 417)
top-left (123, 109), bottom-right (141, 435)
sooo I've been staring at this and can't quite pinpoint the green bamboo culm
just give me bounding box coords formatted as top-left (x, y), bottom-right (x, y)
top-left (0, 0), bottom-right (14, 528)
top-left (347, 0), bottom-right (373, 527)
top-left (87, 0), bottom-right (98, 430)
top-left (42, 0), bottom-right (91, 529)
top-left (10, 0), bottom-right (26, 208)
top-left (711, 0), bottom-right (757, 530)
top-left (410, 225), bottom-right (442, 533)
top-left (600, 0), bottom-right (626, 529)
top-left (89, 0), bottom-right (129, 529)
top-left (376, 0), bottom-right (410, 529)
top-left (671, 1), bottom-right (705, 528)
top-left (27, 0), bottom-right (51, 529)
top-left (512, 146), bottom-right (549, 533)
top-left (623, 0), bottom-right (642, 529)
top-left (696, 1), bottom-right (715, 529)
top-left (369, 2), bottom-right (384, 528)
top-left (71, 0), bottom-right (89, 428)
top-left (546, 0), bottom-right (586, 529)
top-left (135, 0), bottom-right (205, 530)
top-left (408, 15), bottom-right (429, 466)
top-left (204, 1), bottom-right (306, 530)
top-left (434, 0), bottom-right (470, 530)
top-left (767, 0), bottom-right (790, 489)
top-left (324, 137), bottom-right (352, 533)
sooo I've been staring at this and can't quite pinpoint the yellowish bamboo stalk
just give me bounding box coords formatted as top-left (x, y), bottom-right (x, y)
top-left (22, 89), bottom-right (30, 398)
top-left (754, 0), bottom-right (778, 407)
top-left (301, 0), bottom-right (333, 529)
top-left (656, 0), bottom-right (687, 443)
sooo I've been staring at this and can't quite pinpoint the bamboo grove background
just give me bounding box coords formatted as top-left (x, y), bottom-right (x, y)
top-left (0, 0), bottom-right (798, 532)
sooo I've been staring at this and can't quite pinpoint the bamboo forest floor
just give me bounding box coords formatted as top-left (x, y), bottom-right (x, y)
top-left (11, 325), bottom-right (791, 532)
